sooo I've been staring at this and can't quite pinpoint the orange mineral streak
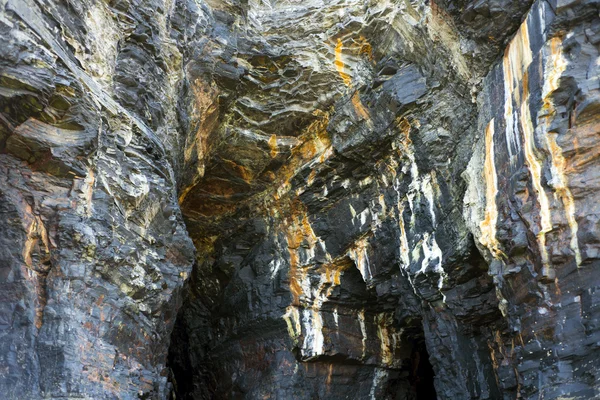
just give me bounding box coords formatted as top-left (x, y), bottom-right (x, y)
top-left (543, 38), bottom-right (567, 101)
top-left (351, 91), bottom-right (372, 123)
top-left (357, 36), bottom-right (374, 61)
top-left (542, 37), bottom-right (582, 266)
top-left (283, 201), bottom-right (318, 306)
top-left (395, 117), bottom-right (412, 146)
top-left (281, 199), bottom-right (353, 353)
top-left (178, 183), bottom-right (196, 205)
top-left (22, 211), bottom-right (52, 330)
top-left (23, 216), bottom-right (50, 269)
top-left (280, 200), bottom-right (353, 353)
top-left (184, 78), bottom-right (220, 164)
top-left (318, 257), bottom-right (351, 300)
top-left (547, 134), bottom-right (582, 266)
top-left (335, 38), bottom-right (352, 87)
top-left (487, 342), bottom-right (501, 387)
top-left (501, 15), bottom-right (557, 266)
top-left (324, 261), bottom-right (346, 293)
top-left (375, 313), bottom-right (401, 367)
top-left (502, 14), bottom-right (534, 162)
top-left (480, 120), bottom-right (503, 258)
top-left (271, 110), bottom-right (332, 201)
top-left (520, 72), bottom-right (552, 266)
top-left (307, 169), bottom-right (318, 186)
top-left (326, 364), bottom-right (334, 386)
top-left (179, 79), bottom-right (220, 204)
top-left (221, 158), bottom-right (254, 183)
top-left (268, 134), bottom-right (278, 158)
top-left (502, 19), bottom-right (532, 106)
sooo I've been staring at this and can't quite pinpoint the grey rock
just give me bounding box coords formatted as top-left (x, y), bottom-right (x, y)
top-left (0, 0), bottom-right (599, 399)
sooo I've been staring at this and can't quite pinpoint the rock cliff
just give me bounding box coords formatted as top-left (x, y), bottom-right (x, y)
top-left (0, 0), bottom-right (599, 399)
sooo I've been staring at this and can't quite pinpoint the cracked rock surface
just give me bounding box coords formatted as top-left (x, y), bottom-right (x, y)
top-left (0, 0), bottom-right (599, 399)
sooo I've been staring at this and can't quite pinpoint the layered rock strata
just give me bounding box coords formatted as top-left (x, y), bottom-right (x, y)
top-left (0, 0), bottom-right (599, 399)
top-left (0, 0), bottom-right (195, 398)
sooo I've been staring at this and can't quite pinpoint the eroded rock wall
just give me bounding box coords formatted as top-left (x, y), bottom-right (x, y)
top-left (0, 0), bottom-right (195, 398)
top-left (169, 0), bottom-right (600, 399)
top-left (465, 1), bottom-right (600, 397)
top-left (1, 0), bottom-right (599, 399)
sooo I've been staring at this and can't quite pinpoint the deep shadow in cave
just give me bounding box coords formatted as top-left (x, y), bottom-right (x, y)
top-left (165, 233), bottom-right (441, 399)
top-left (166, 258), bottom-right (440, 399)
top-left (390, 317), bottom-right (437, 400)
top-left (410, 338), bottom-right (437, 400)
top-left (167, 264), bottom-right (218, 400)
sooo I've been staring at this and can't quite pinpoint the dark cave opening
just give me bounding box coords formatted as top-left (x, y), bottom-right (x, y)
top-left (165, 257), bottom-right (442, 400)
top-left (410, 338), bottom-right (437, 400)
top-left (167, 315), bottom-right (193, 400)
top-left (167, 301), bottom-right (441, 399)
top-left (393, 316), bottom-right (438, 400)
top-left (164, 219), bottom-right (444, 400)
top-left (167, 264), bottom-right (216, 400)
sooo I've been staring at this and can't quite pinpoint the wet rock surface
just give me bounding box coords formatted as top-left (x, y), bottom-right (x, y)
top-left (1, 0), bottom-right (599, 399)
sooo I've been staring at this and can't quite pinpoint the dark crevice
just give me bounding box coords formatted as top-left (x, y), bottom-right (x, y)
top-left (410, 338), bottom-right (437, 400)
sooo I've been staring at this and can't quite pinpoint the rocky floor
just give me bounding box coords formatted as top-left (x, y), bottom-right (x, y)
top-left (0, 0), bottom-right (599, 399)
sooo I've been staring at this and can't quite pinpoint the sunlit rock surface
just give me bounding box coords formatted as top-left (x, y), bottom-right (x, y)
top-left (0, 0), bottom-right (599, 399)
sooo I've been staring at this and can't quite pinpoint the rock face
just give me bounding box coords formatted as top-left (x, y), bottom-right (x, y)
top-left (0, 0), bottom-right (195, 398)
top-left (0, 0), bottom-right (599, 399)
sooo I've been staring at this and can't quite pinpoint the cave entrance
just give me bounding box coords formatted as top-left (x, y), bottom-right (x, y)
top-left (410, 337), bottom-right (437, 400)
top-left (396, 317), bottom-right (437, 400)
